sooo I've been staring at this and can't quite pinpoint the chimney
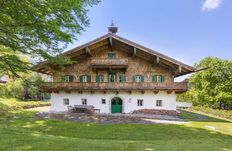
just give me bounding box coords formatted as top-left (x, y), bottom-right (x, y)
top-left (108, 20), bottom-right (118, 34)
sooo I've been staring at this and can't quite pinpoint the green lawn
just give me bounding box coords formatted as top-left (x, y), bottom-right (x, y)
top-left (0, 110), bottom-right (231, 151)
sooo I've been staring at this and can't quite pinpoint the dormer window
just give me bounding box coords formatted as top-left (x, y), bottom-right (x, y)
top-left (108, 52), bottom-right (116, 59)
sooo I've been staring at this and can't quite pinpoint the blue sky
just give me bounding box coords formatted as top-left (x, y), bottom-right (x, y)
top-left (66, 0), bottom-right (232, 68)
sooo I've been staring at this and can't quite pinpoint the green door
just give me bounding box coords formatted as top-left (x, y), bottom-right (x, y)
top-left (111, 97), bottom-right (122, 113)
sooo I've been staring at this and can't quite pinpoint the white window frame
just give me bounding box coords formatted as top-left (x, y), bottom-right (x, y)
top-left (82, 99), bottom-right (87, 105)
top-left (63, 98), bottom-right (69, 105)
top-left (137, 99), bottom-right (143, 106)
top-left (82, 76), bottom-right (88, 82)
top-left (135, 75), bottom-right (142, 82)
top-left (156, 100), bottom-right (162, 107)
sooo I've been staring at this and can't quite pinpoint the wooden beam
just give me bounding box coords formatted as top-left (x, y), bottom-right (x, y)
top-left (133, 47), bottom-right (137, 56)
top-left (156, 56), bottom-right (160, 63)
top-left (109, 36), bottom-right (113, 49)
top-left (179, 65), bottom-right (182, 73)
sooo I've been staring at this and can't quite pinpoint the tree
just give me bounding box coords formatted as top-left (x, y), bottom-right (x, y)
top-left (0, 0), bottom-right (100, 77)
top-left (178, 57), bottom-right (232, 109)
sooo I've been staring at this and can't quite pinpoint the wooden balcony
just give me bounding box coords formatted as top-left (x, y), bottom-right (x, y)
top-left (90, 58), bottom-right (128, 68)
top-left (41, 82), bottom-right (188, 92)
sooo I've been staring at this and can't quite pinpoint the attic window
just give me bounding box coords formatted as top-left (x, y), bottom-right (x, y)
top-left (108, 52), bottom-right (116, 59)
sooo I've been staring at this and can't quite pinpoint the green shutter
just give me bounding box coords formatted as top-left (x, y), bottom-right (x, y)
top-left (69, 76), bottom-right (74, 82)
top-left (122, 75), bottom-right (126, 82)
top-left (80, 75), bottom-right (83, 82)
top-left (132, 75), bottom-right (135, 82)
top-left (152, 75), bottom-right (157, 82)
top-left (141, 75), bottom-right (144, 82)
top-left (61, 76), bottom-right (65, 82)
top-left (161, 76), bottom-right (165, 82)
top-left (96, 75), bottom-right (100, 82)
top-left (87, 75), bottom-right (91, 82)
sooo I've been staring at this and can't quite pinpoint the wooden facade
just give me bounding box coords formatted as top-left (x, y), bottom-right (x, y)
top-left (35, 33), bottom-right (195, 93)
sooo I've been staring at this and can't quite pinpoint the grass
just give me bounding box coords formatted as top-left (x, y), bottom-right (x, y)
top-left (0, 110), bottom-right (231, 151)
top-left (188, 106), bottom-right (232, 120)
top-left (0, 98), bottom-right (50, 111)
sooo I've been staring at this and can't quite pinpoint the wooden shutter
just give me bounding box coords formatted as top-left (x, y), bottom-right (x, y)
top-left (141, 75), bottom-right (144, 82)
top-left (152, 75), bottom-right (157, 82)
top-left (61, 76), bottom-right (65, 82)
top-left (69, 75), bottom-right (74, 82)
top-left (87, 75), bottom-right (91, 82)
top-left (96, 75), bottom-right (100, 82)
top-left (132, 75), bottom-right (135, 82)
top-left (161, 76), bottom-right (165, 82)
top-left (80, 75), bottom-right (83, 82)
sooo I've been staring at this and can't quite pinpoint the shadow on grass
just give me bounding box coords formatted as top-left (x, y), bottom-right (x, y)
top-left (179, 109), bottom-right (231, 123)
top-left (0, 111), bottom-right (232, 151)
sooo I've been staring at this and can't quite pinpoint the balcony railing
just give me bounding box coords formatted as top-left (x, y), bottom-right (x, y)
top-left (41, 82), bottom-right (188, 92)
top-left (90, 58), bottom-right (128, 68)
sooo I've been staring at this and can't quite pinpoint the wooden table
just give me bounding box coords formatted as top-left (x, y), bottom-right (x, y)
top-left (74, 105), bottom-right (94, 114)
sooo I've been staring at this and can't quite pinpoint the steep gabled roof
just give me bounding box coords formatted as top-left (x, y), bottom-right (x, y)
top-left (35, 33), bottom-right (196, 77)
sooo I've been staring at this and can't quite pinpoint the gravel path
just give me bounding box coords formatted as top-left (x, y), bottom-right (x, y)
top-left (35, 112), bottom-right (188, 124)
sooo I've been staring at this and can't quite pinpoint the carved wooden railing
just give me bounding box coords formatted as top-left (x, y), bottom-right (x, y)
top-left (90, 58), bottom-right (128, 67)
top-left (41, 82), bottom-right (188, 92)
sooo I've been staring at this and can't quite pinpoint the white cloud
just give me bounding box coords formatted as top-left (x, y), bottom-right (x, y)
top-left (202, 0), bottom-right (223, 11)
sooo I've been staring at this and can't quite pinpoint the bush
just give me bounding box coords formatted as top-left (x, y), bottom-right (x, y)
top-left (189, 106), bottom-right (232, 120)
top-left (0, 98), bottom-right (51, 113)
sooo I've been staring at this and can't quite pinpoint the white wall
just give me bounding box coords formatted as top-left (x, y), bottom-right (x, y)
top-left (51, 91), bottom-right (177, 113)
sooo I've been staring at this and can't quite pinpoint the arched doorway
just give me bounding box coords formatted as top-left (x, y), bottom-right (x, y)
top-left (111, 97), bottom-right (122, 113)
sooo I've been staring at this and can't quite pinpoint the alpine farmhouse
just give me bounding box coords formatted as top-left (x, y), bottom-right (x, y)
top-left (35, 25), bottom-right (195, 114)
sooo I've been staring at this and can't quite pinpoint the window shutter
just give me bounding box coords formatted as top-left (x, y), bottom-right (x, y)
top-left (96, 75), bottom-right (100, 82)
top-left (141, 75), bottom-right (144, 82)
top-left (132, 75), bottom-right (135, 82)
top-left (152, 75), bottom-right (157, 82)
top-left (161, 76), bottom-right (165, 82)
top-left (61, 76), bottom-right (65, 82)
top-left (69, 76), bottom-right (74, 82)
top-left (122, 75), bottom-right (126, 82)
top-left (87, 75), bottom-right (91, 82)
top-left (80, 75), bottom-right (83, 82)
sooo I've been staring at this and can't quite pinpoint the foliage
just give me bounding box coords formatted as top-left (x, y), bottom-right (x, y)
top-left (0, 98), bottom-right (50, 111)
top-left (0, 0), bottom-right (100, 76)
top-left (178, 57), bottom-right (232, 109)
top-left (0, 111), bottom-right (231, 151)
top-left (189, 106), bottom-right (232, 120)
top-left (2, 72), bottom-right (44, 100)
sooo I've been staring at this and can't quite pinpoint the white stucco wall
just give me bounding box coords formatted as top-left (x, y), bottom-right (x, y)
top-left (51, 91), bottom-right (177, 113)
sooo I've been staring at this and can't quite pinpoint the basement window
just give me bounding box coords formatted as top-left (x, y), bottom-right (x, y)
top-left (101, 99), bottom-right (106, 104)
top-left (82, 99), bottom-right (87, 105)
top-left (63, 98), bottom-right (69, 105)
top-left (156, 100), bottom-right (162, 107)
top-left (137, 99), bottom-right (143, 106)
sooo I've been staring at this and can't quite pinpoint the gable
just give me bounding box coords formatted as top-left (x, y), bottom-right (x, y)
top-left (35, 33), bottom-right (195, 77)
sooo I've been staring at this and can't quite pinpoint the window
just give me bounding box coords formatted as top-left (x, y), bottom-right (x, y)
top-left (152, 75), bottom-right (165, 83)
top-left (62, 75), bottom-right (74, 82)
top-left (108, 52), bottom-right (116, 59)
top-left (108, 73), bottom-right (117, 82)
top-left (82, 99), bottom-right (87, 105)
top-left (137, 99), bottom-right (143, 106)
top-left (119, 74), bottom-right (126, 82)
top-left (96, 75), bottom-right (104, 82)
top-left (133, 75), bottom-right (144, 82)
top-left (156, 100), bottom-right (162, 107)
top-left (101, 99), bottom-right (106, 104)
top-left (80, 75), bottom-right (91, 82)
top-left (63, 98), bottom-right (69, 105)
